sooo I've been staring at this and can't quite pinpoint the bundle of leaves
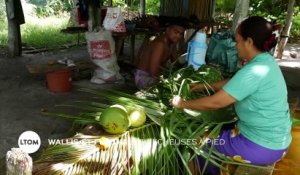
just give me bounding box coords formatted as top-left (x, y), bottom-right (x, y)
top-left (142, 65), bottom-right (223, 107)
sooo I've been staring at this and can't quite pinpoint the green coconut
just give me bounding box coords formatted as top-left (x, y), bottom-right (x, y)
top-left (99, 105), bottom-right (129, 134)
top-left (128, 108), bottom-right (147, 128)
top-left (110, 104), bottom-right (128, 113)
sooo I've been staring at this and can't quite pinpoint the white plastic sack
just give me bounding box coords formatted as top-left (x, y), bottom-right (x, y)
top-left (85, 30), bottom-right (123, 84)
top-left (103, 7), bottom-right (126, 32)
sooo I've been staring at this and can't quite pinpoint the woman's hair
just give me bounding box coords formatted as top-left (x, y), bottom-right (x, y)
top-left (238, 16), bottom-right (278, 52)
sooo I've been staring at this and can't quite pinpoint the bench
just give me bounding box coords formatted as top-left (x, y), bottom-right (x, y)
top-left (61, 27), bottom-right (162, 63)
top-left (234, 164), bottom-right (275, 175)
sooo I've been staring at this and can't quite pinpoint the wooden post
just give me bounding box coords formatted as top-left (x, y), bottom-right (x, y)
top-left (5, 0), bottom-right (25, 58)
top-left (160, 0), bottom-right (165, 15)
top-left (182, 0), bottom-right (189, 17)
top-left (108, 0), bottom-right (112, 6)
top-left (7, 19), bottom-right (21, 57)
top-left (6, 148), bottom-right (32, 175)
top-left (231, 0), bottom-right (249, 32)
top-left (87, 2), bottom-right (101, 31)
top-left (276, 0), bottom-right (295, 59)
top-left (188, 0), bottom-right (214, 21)
top-left (139, 0), bottom-right (145, 15)
top-left (210, 0), bottom-right (216, 20)
top-left (130, 34), bottom-right (136, 62)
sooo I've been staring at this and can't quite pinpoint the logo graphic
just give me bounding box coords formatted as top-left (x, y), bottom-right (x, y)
top-left (18, 131), bottom-right (41, 154)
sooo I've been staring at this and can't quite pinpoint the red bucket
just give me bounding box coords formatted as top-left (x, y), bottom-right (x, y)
top-left (46, 69), bottom-right (72, 92)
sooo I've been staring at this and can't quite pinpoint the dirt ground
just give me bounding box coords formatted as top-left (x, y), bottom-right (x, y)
top-left (0, 43), bottom-right (299, 174)
top-left (0, 46), bottom-right (137, 173)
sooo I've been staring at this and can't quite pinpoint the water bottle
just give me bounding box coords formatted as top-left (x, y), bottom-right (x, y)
top-left (187, 32), bottom-right (207, 70)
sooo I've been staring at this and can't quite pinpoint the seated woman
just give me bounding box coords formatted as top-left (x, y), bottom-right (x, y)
top-left (170, 16), bottom-right (291, 174)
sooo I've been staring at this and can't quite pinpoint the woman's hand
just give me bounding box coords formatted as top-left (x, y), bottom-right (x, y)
top-left (170, 96), bottom-right (184, 108)
top-left (190, 83), bottom-right (205, 92)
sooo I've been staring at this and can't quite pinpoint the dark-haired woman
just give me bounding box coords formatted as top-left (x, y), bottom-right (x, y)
top-left (170, 16), bottom-right (291, 174)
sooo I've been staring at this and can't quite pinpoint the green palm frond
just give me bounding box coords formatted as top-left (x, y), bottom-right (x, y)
top-left (35, 65), bottom-right (269, 174)
top-left (34, 123), bottom-right (192, 175)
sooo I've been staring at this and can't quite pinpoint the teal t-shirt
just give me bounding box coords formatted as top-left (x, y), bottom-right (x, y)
top-left (223, 52), bottom-right (292, 150)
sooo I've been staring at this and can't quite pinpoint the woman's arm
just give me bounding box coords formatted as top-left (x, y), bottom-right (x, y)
top-left (191, 79), bottom-right (230, 92)
top-left (171, 89), bottom-right (236, 110)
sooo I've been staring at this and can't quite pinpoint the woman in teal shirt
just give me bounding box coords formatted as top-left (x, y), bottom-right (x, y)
top-left (170, 16), bottom-right (291, 174)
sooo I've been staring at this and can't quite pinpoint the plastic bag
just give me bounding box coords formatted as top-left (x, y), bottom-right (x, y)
top-left (85, 30), bottom-right (123, 84)
top-left (206, 31), bottom-right (238, 73)
top-left (103, 7), bottom-right (126, 32)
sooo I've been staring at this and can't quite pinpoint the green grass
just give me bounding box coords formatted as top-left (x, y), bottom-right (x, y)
top-left (22, 16), bottom-right (84, 48)
top-left (0, 16), bottom-right (85, 48)
top-left (0, 21), bottom-right (8, 46)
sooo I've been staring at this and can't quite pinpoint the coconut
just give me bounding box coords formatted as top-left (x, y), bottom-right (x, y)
top-left (128, 108), bottom-right (146, 128)
top-left (99, 105), bottom-right (129, 134)
top-left (110, 104), bottom-right (127, 113)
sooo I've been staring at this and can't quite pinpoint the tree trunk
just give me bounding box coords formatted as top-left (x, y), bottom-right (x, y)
top-left (276, 0), bottom-right (295, 59)
top-left (139, 0), bottom-right (145, 15)
top-left (7, 19), bottom-right (21, 57)
top-left (231, 0), bottom-right (249, 32)
top-left (5, 0), bottom-right (24, 58)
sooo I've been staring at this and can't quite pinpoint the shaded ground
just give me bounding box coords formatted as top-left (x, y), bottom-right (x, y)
top-left (0, 46), bottom-right (136, 174)
top-left (0, 42), bottom-right (299, 174)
